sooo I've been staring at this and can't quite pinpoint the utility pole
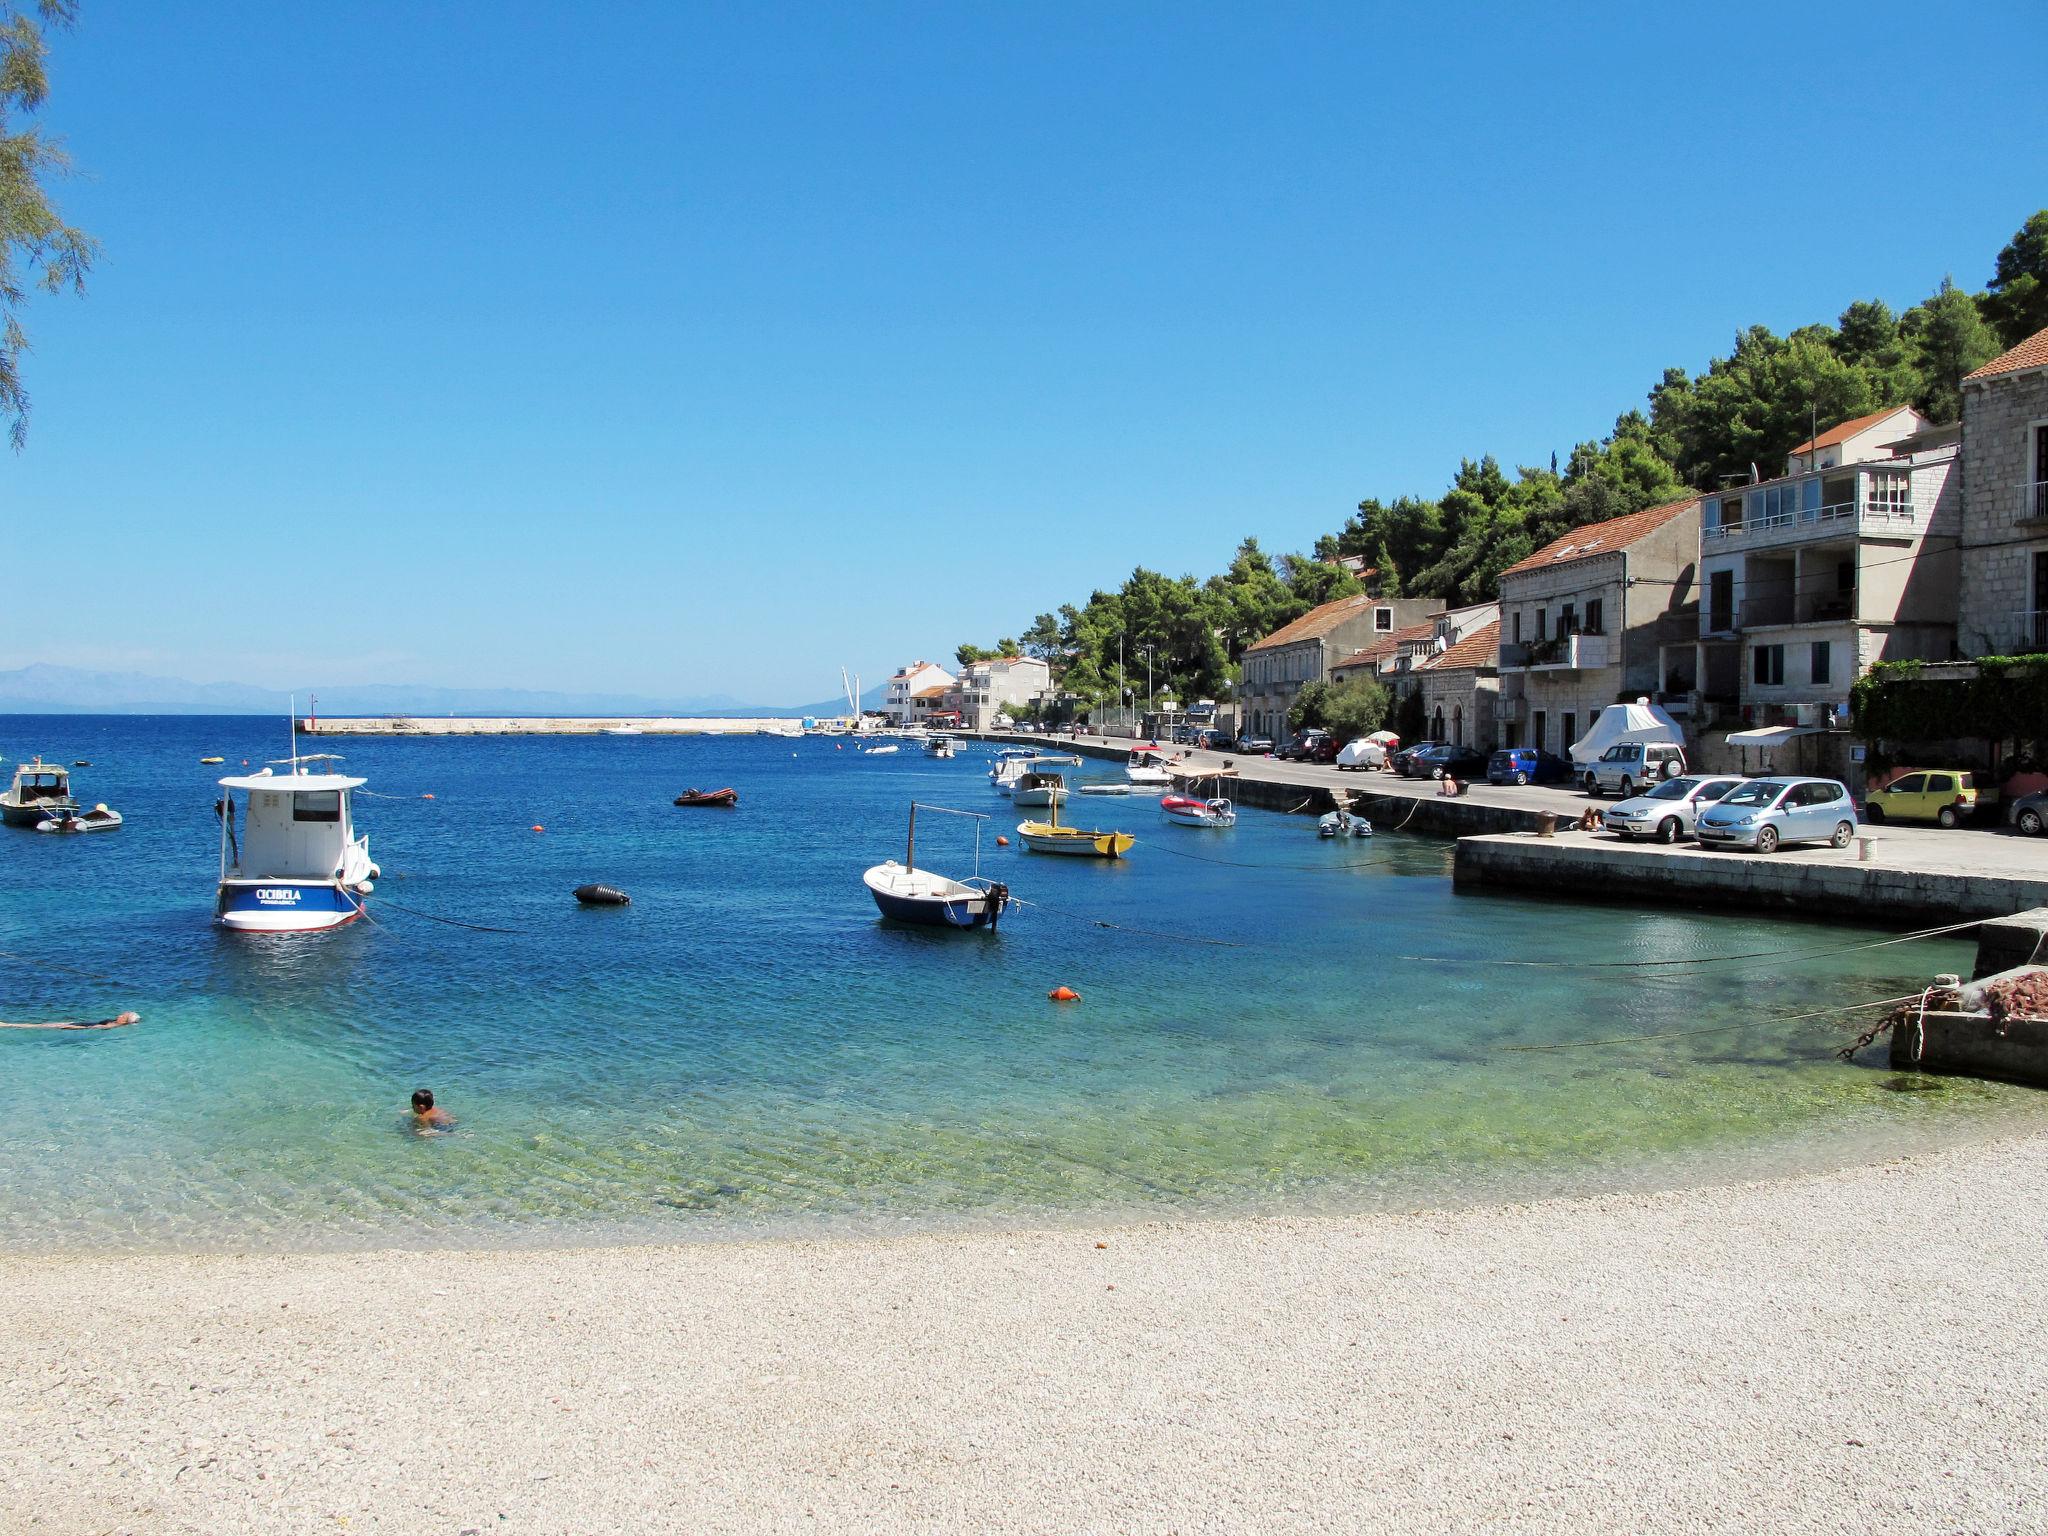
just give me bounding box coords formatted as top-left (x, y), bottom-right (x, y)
top-left (1141, 644), bottom-right (1156, 711)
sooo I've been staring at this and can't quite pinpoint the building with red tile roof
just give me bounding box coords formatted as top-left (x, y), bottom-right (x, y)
top-left (1959, 324), bottom-right (2048, 657)
top-left (1238, 594), bottom-right (1445, 741)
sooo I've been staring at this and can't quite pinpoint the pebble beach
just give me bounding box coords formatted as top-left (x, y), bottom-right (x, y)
top-left (6, 1130), bottom-right (2045, 1535)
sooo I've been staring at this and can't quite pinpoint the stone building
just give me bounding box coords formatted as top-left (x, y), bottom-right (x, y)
top-left (1330, 604), bottom-right (1499, 747)
top-left (1694, 406), bottom-right (1959, 731)
top-left (885, 660), bottom-right (954, 725)
top-left (1958, 325), bottom-right (2048, 658)
top-left (946, 655), bottom-right (1052, 731)
top-left (1239, 594), bottom-right (1445, 740)
top-left (1496, 498), bottom-right (1701, 757)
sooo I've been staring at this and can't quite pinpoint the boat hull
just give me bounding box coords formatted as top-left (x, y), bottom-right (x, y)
top-left (216, 880), bottom-right (363, 933)
top-left (1012, 787), bottom-right (1068, 808)
top-left (863, 863), bottom-right (1004, 928)
top-left (1016, 822), bottom-right (1133, 858)
top-left (2, 799), bottom-right (75, 827)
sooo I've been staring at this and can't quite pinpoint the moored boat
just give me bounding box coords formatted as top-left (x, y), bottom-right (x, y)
top-left (1318, 809), bottom-right (1373, 838)
top-left (1126, 748), bottom-right (1172, 787)
top-left (1017, 800), bottom-right (1133, 858)
top-left (923, 734), bottom-right (958, 758)
top-left (1011, 770), bottom-right (1069, 809)
top-left (863, 802), bottom-right (1009, 928)
top-left (674, 787), bottom-right (739, 807)
top-left (1160, 794), bottom-right (1235, 828)
top-left (35, 803), bottom-right (122, 833)
top-left (1, 758), bottom-right (78, 827)
top-left (215, 756), bottom-right (380, 932)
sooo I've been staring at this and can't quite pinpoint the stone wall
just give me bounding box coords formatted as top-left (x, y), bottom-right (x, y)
top-left (1959, 366), bottom-right (2048, 656)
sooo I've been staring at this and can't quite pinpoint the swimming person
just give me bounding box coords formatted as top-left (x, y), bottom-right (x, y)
top-left (0, 1011), bottom-right (141, 1031)
top-left (410, 1088), bottom-right (455, 1132)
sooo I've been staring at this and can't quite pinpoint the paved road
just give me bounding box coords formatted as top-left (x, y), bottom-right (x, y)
top-left (1018, 730), bottom-right (2048, 881)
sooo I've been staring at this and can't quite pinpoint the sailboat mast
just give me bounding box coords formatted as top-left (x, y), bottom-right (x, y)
top-left (289, 694), bottom-right (297, 766)
top-left (906, 801), bottom-right (917, 873)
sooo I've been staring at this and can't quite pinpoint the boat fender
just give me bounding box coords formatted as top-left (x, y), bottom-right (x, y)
top-left (996, 835), bottom-right (1009, 846)
top-left (355, 881), bottom-right (375, 895)
top-left (1048, 985), bottom-right (1081, 1002)
top-left (574, 883), bottom-right (632, 906)
top-left (422, 793), bottom-right (435, 800)
top-left (532, 824), bottom-right (545, 832)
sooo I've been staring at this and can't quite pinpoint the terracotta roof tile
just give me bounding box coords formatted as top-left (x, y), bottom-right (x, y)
top-left (1244, 594), bottom-right (1379, 653)
top-left (1789, 406), bottom-right (1916, 455)
top-left (1420, 619), bottom-right (1500, 672)
top-left (1964, 325), bottom-right (2048, 383)
top-left (1498, 497), bottom-right (1700, 580)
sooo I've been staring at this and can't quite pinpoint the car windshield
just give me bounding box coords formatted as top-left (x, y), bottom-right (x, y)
top-left (1645, 777), bottom-right (1697, 800)
top-left (1720, 780), bottom-right (1785, 808)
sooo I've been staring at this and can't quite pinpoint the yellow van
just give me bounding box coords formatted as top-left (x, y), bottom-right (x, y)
top-left (1863, 770), bottom-right (1997, 828)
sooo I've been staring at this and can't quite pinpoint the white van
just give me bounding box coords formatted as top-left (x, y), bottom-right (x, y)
top-left (1583, 741), bottom-right (1687, 797)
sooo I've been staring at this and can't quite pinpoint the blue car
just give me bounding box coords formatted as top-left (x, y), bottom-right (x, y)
top-left (1486, 747), bottom-right (1574, 787)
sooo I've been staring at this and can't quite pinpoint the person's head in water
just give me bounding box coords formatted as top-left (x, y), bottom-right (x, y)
top-left (411, 1089), bottom-right (434, 1114)
top-left (409, 1088), bottom-right (453, 1128)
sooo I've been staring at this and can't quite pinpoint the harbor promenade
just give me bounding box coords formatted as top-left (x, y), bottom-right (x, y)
top-left (994, 730), bottom-right (2048, 920)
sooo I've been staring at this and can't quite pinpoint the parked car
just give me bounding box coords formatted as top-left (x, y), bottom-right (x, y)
top-left (1387, 741), bottom-right (1445, 776)
top-left (1277, 729), bottom-right (1331, 762)
top-left (1196, 728), bottom-right (1231, 751)
top-left (1235, 734), bottom-right (1275, 755)
top-left (1863, 768), bottom-right (2000, 828)
top-left (1696, 777), bottom-right (1857, 853)
top-left (1402, 743), bottom-right (1490, 781)
top-left (2009, 790), bottom-right (2048, 837)
top-left (1485, 747), bottom-right (1575, 787)
top-left (1601, 775), bottom-right (1745, 843)
top-left (1581, 741), bottom-right (1688, 798)
top-left (1336, 737), bottom-right (1389, 770)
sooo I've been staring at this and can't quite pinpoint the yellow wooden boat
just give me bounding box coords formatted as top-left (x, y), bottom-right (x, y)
top-left (1017, 799), bottom-right (1133, 858)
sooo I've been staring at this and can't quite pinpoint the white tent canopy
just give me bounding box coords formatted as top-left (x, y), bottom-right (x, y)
top-left (1724, 725), bottom-right (1822, 749)
top-left (1568, 699), bottom-right (1684, 766)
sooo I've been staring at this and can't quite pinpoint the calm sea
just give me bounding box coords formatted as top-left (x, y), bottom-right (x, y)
top-left (0, 715), bottom-right (2036, 1251)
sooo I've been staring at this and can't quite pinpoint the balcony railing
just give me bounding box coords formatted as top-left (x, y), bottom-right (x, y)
top-left (2017, 609), bottom-right (2048, 653)
top-left (1739, 596), bottom-right (1793, 628)
top-left (1702, 495), bottom-right (1914, 544)
top-left (2023, 482), bottom-right (2048, 523)
top-left (1501, 632), bottom-right (1608, 670)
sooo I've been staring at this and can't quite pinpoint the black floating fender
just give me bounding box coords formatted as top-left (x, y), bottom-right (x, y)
top-left (574, 883), bottom-right (632, 906)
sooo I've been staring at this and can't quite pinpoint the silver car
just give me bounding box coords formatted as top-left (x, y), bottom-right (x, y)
top-left (2009, 790), bottom-right (2048, 837)
top-left (1602, 775), bottom-right (1743, 844)
top-left (1696, 777), bottom-right (1857, 853)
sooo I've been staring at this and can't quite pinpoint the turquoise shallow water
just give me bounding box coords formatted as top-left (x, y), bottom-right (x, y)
top-left (1, 716), bottom-right (2039, 1252)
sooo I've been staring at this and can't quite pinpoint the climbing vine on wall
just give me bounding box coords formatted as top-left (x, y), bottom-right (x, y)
top-left (1851, 657), bottom-right (2048, 761)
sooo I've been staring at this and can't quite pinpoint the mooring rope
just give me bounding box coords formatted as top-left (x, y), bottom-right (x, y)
top-left (1398, 916), bottom-right (1984, 974)
top-left (1501, 990), bottom-right (1929, 1053)
top-left (1005, 895), bottom-right (1245, 948)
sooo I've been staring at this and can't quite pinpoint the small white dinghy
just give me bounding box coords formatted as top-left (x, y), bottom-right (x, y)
top-left (1159, 794), bottom-right (1235, 828)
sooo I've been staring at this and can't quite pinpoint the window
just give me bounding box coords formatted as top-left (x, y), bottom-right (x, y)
top-left (1536, 608), bottom-right (1548, 641)
top-left (292, 790), bottom-right (341, 823)
top-left (1800, 478), bottom-right (1821, 519)
top-left (1452, 706), bottom-right (1463, 745)
top-left (1837, 560), bottom-right (1854, 594)
top-left (1532, 711), bottom-right (1547, 752)
top-left (1809, 641), bottom-right (1831, 686)
top-left (1512, 611), bottom-right (1522, 644)
top-left (1584, 598), bottom-right (1603, 635)
top-left (1561, 713), bottom-right (1576, 752)
top-left (1753, 645), bottom-right (1785, 686)
top-left (1560, 603), bottom-right (1577, 634)
top-left (1720, 495), bottom-right (1744, 530)
top-left (1374, 608), bottom-right (1392, 631)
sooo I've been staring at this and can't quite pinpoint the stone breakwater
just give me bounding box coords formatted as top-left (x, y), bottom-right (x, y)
top-left (302, 716), bottom-right (803, 736)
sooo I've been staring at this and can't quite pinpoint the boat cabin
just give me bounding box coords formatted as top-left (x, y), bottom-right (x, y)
top-left (2, 759), bottom-right (76, 825)
top-left (215, 760), bottom-right (378, 931)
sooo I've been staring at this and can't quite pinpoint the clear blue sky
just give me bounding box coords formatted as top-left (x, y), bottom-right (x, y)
top-left (9, 2), bottom-right (2046, 703)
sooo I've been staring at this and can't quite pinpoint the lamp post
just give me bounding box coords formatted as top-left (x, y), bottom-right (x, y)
top-left (1140, 644), bottom-right (1156, 713)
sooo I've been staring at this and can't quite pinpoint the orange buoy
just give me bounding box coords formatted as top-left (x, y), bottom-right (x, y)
top-left (422, 793), bottom-right (435, 800)
top-left (531, 824), bottom-right (545, 832)
top-left (1048, 986), bottom-right (1081, 1002)
top-left (996, 834), bottom-right (1009, 846)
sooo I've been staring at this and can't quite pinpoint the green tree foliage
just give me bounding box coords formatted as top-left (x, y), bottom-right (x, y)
top-left (1321, 676), bottom-right (1390, 740)
top-left (0, 1), bottom-right (96, 449)
top-left (952, 638), bottom-right (1020, 668)
top-left (1393, 685), bottom-right (1427, 744)
top-left (1286, 679), bottom-right (1330, 731)
top-left (1900, 277), bottom-right (2001, 423)
top-left (1983, 211), bottom-right (2048, 348)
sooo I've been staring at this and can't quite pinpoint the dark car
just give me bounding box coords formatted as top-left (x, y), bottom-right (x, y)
top-left (1403, 743), bottom-right (1489, 780)
top-left (1387, 741), bottom-right (1444, 776)
top-left (1277, 729), bottom-right (1331, 762)
top-left (1305, 734), bottom-right (1342, 764)
top-left (1485, 747), bottom-right (1575, 787)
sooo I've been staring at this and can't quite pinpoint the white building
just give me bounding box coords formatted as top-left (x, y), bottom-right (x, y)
top-left (950, 655), bottom-right (1052, 731)
top-left (884, 660), bottom-right (955, 725)
top-left (1694, 405), bottom-right (1959, 729)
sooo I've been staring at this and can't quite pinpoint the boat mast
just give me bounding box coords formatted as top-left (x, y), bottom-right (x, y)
top-left (289, 694), bottom-right (297, 768)
top-left (906, 801), bottom-right (917, 873)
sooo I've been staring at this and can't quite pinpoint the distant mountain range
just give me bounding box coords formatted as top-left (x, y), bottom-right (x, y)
top-left (0, 664), bottom-right (886, 719)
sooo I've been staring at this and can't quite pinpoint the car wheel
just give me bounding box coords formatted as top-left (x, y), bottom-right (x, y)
top-left (1583, 775), bottom-right (1601, 797)
top-left (1831, 820), bottom-right (1854, 849)
top-left (1619, 776), bottom-right (1636, 799)
top-left (1756, 826), bottom-right (1780, 854)
top-left (1864, 803), bottom-right (1885, 824)
top-left (2019, 808), bottom-right (2045, 837)
top-left (1432, 766), bottom-right (1446, 780)
top-left (1513, 770), bottom-right (1529, 786)
top-left (1937, 806), bottom-right (1960, 829)
top-left (1656, 816), bottom-right (1681, 845)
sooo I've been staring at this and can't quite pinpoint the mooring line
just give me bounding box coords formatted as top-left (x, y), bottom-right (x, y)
top-left (1499, 991), bottom-right (1928, 1052)
top-left (1398, 916), bottom-right (1983, 974)
top-left (1006, 895), bottom-right (1245, 948)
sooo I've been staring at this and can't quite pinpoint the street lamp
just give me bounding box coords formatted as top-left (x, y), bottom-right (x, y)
top-left (1139, 644), bottom-right (1157, 713)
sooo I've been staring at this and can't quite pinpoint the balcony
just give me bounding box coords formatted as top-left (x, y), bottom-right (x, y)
top-left (1739, 596), bottom-right (1793, 628)
top-left (2009, 609), bottom-right (2048, 653)
top-left (1501, 632), bottom-right (1609, 671)
top-left (1702, 482), bottom-right (1917, 549)
top-left (2023, 482), bottom-right (2048, 525)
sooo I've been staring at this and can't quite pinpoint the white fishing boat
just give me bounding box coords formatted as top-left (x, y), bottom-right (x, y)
top-left (1159, 793), bottom-right (1235, 828)
top-left (1011, 770), bottom-right (1068, 809)
top-left (990, 750), bottom-right (1033, 795)
top-left (863, 802), bottom-right (1009, 929)
top-left (215, 753), bottom-right (379, 932)
top-left (1125, 748), bottom-right (1173, 786)
top-left (924, 735), bottom-right (958, 759)
top-left (1, 758), bottom-right (77, 827)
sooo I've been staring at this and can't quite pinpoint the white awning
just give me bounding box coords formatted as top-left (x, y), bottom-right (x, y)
top-left (1724, 726), bottom-right (1822, 749)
